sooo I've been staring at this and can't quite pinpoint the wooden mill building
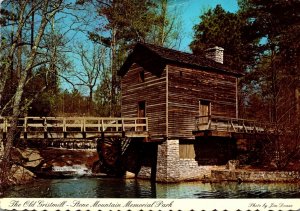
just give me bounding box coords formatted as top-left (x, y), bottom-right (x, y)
top-left (119, 43), bottom-right (242, 139)
top-left (118, 43), bottom-right (246, 182)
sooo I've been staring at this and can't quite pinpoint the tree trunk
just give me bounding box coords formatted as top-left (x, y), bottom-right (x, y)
top-left (0, 0), bottom-right (29, 98)
top-left (89, 88), bottom-right (93, 114)
top-left (0, 0), bottom-right (62, 189)
top-left (110, 27), bottom-right (117, 116)
top-left (0, 63), bottom-right (27, 188)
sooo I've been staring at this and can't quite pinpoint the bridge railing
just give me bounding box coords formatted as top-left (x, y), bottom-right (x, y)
top-left (195, 115), bottom-right (267, 133)
top-left (0, 116), bottom-right (148, 133)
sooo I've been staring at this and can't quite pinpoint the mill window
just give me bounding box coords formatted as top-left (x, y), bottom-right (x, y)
top-left (139, 70), bottom-right (145, 82)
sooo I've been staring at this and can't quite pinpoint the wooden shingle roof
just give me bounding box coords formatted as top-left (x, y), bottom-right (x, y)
top-left (118, 42), bottom-right (243, 77)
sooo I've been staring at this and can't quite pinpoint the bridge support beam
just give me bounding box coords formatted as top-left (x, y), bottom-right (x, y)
top-left (156, 139), bottom-right (180, 182)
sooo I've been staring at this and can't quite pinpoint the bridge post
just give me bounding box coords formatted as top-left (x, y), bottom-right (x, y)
top-left (122, 118), bottom-right (125, 131)
top-left (44, 118), bottom-right (48, 139)
top-left (82, 118), bottom-right (85, 132)
top-left (151, 143), bottom-right (158, 182)
top-left (63, 118), bottom-right (67, 138)
top-left (23, 117), bottom-right (27, 139)
top-left (146, 118), bottom-right (149, 131)
top-left (98, 119), bottom-right (101, 132)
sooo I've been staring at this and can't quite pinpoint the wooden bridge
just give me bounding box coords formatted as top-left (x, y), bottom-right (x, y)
top-left (0, 115), bottom-right (269, 141)
top-left (0, 116), bottom-right (149, 140)
top-left (193, 115), bottom-right (266, 137)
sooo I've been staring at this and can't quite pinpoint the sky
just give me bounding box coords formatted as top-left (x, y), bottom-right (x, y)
top-left (67, 0), bottom-right (240, 52)
top-left (170, 0), bottom-right (239, 52)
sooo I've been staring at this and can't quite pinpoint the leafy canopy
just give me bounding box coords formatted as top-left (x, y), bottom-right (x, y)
top-left (190, 5), bottom-right (259, 72)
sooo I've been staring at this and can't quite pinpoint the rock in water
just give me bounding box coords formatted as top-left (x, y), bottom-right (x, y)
top-left (124, 171), bottom-right (135, 179)
top-left (10, 165), bottom-right (36, 185)
top-left (17, 148), bottom-right (43, 168)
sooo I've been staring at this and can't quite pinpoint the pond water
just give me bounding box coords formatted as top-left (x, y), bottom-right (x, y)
top-left (3, 178), bottom-right (300, 198)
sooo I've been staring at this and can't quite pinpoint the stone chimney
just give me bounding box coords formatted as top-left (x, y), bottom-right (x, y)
top-left (205, 46), bottom-right (224, 64)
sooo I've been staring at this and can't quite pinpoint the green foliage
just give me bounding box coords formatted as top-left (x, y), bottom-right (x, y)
top-left (91, 0), bottom-right (158, 47)
top-left (94, 69), bottom-right (112, 117)
top-left (146, 0), bottom-right (184, 48)
top-left (0, 8), bottom-right (18, 26)
top-left (51, 89), bottom-right (91, 116)
top-left (239, 0), bottom-right (300, 122)
top-left (28, 92), bottom-right (53, 116)
top-left (190, 4), bottom-right (259, 72)
top-left (25, 66), bottom-right (59, 116)
top-left (239, 0), bottom-right (300, 70)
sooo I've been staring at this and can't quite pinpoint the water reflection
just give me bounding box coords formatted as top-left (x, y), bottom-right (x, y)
top-left (3, 178), bottom-right (300, 198)
top-left (156, 182), bottom-right (300, 198)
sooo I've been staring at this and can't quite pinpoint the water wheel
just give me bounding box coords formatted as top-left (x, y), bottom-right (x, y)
top-left (99, 137), bottom-right (121, 166)
top-left (96, 136), bottom-right (132, 176)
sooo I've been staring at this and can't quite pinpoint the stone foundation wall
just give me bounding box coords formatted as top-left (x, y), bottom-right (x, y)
top-left (156, 139), bottom-right (180, 182)
top-left (211, 170), bottom-right (300, 182)
top-left (179, 159), bottom-right (225, 180)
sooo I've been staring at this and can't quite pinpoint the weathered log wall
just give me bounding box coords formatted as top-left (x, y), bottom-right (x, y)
top-left (121, 63), bottom-right (167, 138)
top-left (168, 64), bottom-right (237, 139)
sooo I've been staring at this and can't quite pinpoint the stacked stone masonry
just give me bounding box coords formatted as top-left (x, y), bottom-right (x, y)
top-left (138, 166), bottom-right (152, 179)
top-left (211, 170), bottom-right (300, 182)
top-left (156, 139), bottom-right (180, 182)
top-left (138, 139), bottom-right (225, 182)
top-left (179, 159), bottom-right (224, 181)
